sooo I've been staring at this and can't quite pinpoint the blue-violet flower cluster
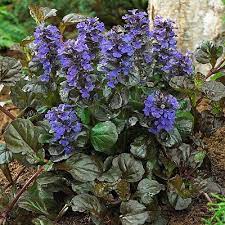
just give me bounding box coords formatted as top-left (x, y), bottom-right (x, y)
top-left (100, 10), bottom-right (150, 88)
top-left (143, 91), bottom-right (179, 134)
top-left (45, 104), bottom-right (82, 154)
top-left (151, 16), bottom-right (193, 77)
top-left (58, 18), bottom-right (105, 99)
top-left (33, 24), bottom-right (62, 82)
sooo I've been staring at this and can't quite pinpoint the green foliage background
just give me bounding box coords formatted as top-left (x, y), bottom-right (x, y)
top-left (0, 0), bottom-right (148, 49)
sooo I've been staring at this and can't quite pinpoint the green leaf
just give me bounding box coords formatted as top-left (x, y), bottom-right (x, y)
top-left (112, 153), bottom-right (145, 183)
top-left (167, 191), bottom-right (192, 210)
top-left (91, 121), bottom-right (118, 154)
top-left (195, 41), bottom-right (223, 66)
top-left (18, 182), bottom-right (57, 216)
top-left (29, 5), bottom-right (57, 24)
top-left (72, 182), bottom-right (94, 194)
top-left (56, 153), bottom-right (102, 182)
top-left (37, 172), bottom-right (70, 193)
top-left (110, 92), bottom-right (123, 109)
top-left (11, 80), bottom-right (39, 109)
top-left (210, 72), bottom-right (225, 81)
top-left (0, 143), bottom-right (12, 165)
top-left (130, 136), bottom-right (147, 159)
top-left (137, 178), bottom-right (165, 205)
top-left (76, 107), bottom-right (91, 125)
top-left (4, 119), bottom-right (44, 164)
top-left (32, 216), bottom-right (54, 225)
top-left (157, 128), bottom-right (182, 148)
top-left (38, 133), bottom-right (53, 144)
top-left (130, 135), bottom-right (156, 159)
top-left (48, 145), bottom-right (72, 163)
top-left (98, 166), bottom-right (122, 183)
top-left (170, 143), bottom-right (191, 166)
top-left (120, 200), bottom-right (149, 225)
top-left (193, 151), bottom-right (206, 165)
top-left (62, 13), bottom-right (88, 25)
top-left (90, 104), bottom-right (114, 121)
top-left (0, 56), bottom-right (22, 86)
top-left (109, 88), bottom-right (129, 110)
top-left (71, 194), bottom-right (103, 215)
top-left (202, 80), bottom-right (225, 101)
top-left (169, 76), bottom-right (194, 90)
top-left (176, 111), bottom-right (194, 137)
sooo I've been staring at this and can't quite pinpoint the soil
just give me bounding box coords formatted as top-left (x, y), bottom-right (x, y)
top-left (204, 127), bottom-right (225, 187)
top-left (168, 202), bottom-right (208, 225)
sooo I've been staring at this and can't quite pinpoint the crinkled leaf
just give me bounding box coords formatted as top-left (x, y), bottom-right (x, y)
top-left (167, 191), bottom-right (192, 210)
top-left (176, 111), bottom-right (194, 137)
top-left (170, 143), bottom-right (191, 166)
top-left (193, 151), bottom-right (206, 166)
top-left (195, 41), bottom-right (223, 66)
top-left (4, 119), bottom-right (44, 164)
top-left (18, 182), bottom-right (57, 216)
top-left (76, 107), bottom-right (91, 125)
top-left (120, 200), bottom-right (149, 225)
top-left (32, 216), bottom-right (54, 225)
top-left (137, 178), bottom-right (164, 205)
top-left (47, 145), bottom-right (71, 163)
top-left (112, 153), bottom-right (144, 183)
top-left (116, 179), bottom-right (131, 201)
top-left (37, 172), bottom-right (70, 193)
top-left (169, 76), bottom-right (194, 90)
top-left (110, 88), bottom-right (129, 110)
top-left (157, 128), bottom-right (182, 148)
top-left (202, 80), bottom-right (225, 101)
top-left (29, 5), bottom-right (57, 24)
top-left (56, 153), bottom-right (102, 182)
top-left (72, 182), bottom-right (94, 194)
top-left (113, 118), bottom-right (126, 134)
top-left (98, 166), bottom-right (122, 183)
top-left (130, 136), bottom-right (148, 159)
top-left (110, 92), bottom-right (123, 109)
top-left (62, 13), bottom-right (88, 25)
top-left (90, 104), bottom-right (114, 121)
top-left (11, 80), bottom-right (39, 109)
top-left (71, 194), bottom-right (103, 215)
top-left (0, 143), bottom-right (12, 165)
top-left (0, 56), bottom-right (22, 86)
top-left (91, 121), bottom-right (118, 154)
top-left (168, 175), bottom-right (199, 200)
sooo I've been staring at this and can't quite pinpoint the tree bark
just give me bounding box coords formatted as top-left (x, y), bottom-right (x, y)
top-left (148, 0), bottom-right (225, 52)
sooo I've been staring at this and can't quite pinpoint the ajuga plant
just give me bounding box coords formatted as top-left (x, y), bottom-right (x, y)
top-left (1, 5), bottom-right (225, 225)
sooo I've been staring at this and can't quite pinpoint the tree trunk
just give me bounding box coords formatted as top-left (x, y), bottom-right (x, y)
top-left (148, 0), bottom-right (225, 52)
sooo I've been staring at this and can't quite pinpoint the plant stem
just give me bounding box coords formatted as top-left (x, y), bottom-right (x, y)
top-left (206, 58), bottom-right (225, 79)
top-left (201, 191), bottom-right (213, 203)
top-left (0, 105), bottom-right (16, 120)
top-left (4, 167), bottom-right (26, 191)
top-left (0, 166), bottom-right (44, 224)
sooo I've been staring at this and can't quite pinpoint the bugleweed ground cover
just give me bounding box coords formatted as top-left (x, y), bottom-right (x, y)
top-left (0, 5), bottom-right (225, 225)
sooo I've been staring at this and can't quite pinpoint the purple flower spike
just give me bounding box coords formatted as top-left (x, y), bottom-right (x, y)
top-left (45, 104), bottom-right (82, 154)
top-left (143, 91), bottom-right (179, 134)
top-left (33, 24), bottom-right (62, 82)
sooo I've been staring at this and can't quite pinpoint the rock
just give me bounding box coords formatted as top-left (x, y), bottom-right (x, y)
top-left (148, 0), bottom-right (225, 52)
